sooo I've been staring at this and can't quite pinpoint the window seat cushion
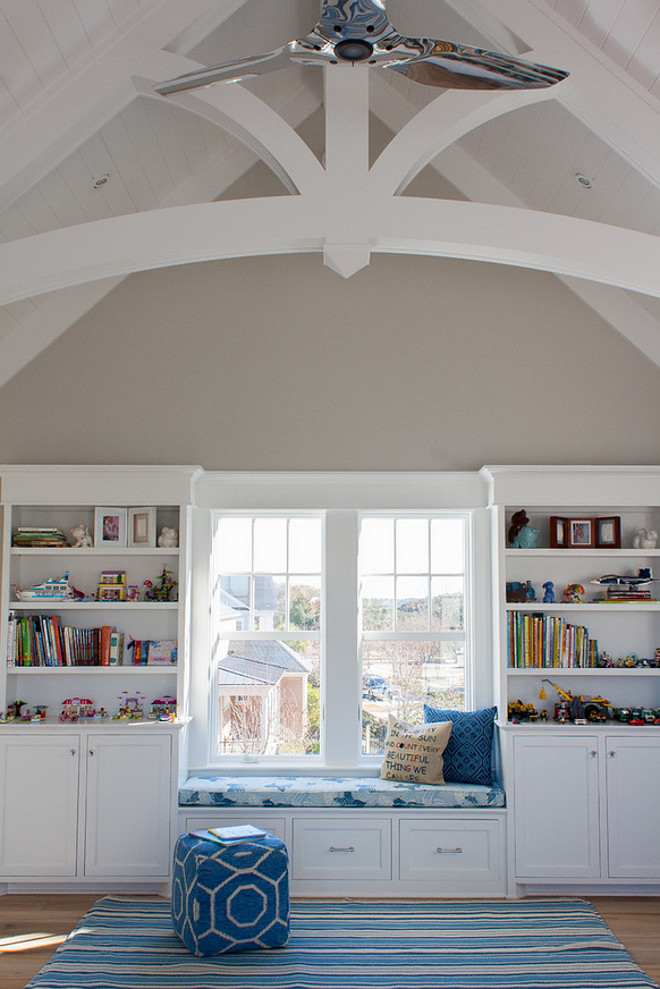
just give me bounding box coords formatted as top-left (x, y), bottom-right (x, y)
top-left (178, 775), bottom-right (505, 809)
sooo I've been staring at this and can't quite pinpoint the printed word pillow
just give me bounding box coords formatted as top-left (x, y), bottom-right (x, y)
top-left (380, 715), bottom-right (452, 784)
top-left (423, 705), bottom-right (496, 786)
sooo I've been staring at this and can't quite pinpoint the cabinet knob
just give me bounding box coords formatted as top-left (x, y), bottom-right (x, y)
top-left (89, 749), bottom-right (95, 756)
top-left (436, 847), bottom-right (463, 854)
top-left (589, 750), bottom-right (597, 758)
top-left (70, 749), bottom-right (76, 757)
top-left (329, 846), bottom-right (355, 853)
top-left (608, 750), bottom-right (616, 758)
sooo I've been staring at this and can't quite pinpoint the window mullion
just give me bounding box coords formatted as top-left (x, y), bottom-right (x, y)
top-left (323, 510), bottom-right (360, 768)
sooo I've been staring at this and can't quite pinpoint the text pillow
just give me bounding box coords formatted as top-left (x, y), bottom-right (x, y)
top-left (423, 706), bottom-right (496, 786)
top-left (380, 715), bottom-right (452, 785)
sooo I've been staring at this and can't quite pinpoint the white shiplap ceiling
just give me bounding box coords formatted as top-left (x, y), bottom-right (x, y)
top-left (0, 0), bottom-right (659, 382)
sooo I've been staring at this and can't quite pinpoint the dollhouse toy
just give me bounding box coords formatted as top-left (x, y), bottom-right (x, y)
top-left (144, 567), bottom-right (178, 602)
top-left (113, 691), bottom-right (145, 720)
top-left (60, 697), bottom-right (96, 721)
top-left (149, 695), bottom-right (177, 720)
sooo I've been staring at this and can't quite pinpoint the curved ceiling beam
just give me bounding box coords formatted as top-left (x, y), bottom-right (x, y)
top-left (0, 198), bottom-right (658, 305)
top-left (370, 87), bottom-right (556, 198)
top-left (135, 67), bottom-right (324, 197)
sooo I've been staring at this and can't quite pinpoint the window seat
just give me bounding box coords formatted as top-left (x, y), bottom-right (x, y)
top-left (178, 775), bottom-right (505, 809)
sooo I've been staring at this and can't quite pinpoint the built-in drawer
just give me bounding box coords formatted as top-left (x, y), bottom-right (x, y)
top-left (399, 819), bottom-right (502, 883)
top-left (182, 815), bottom-right (288, 844)
top-left (292, 818), bottom-right (391, 880)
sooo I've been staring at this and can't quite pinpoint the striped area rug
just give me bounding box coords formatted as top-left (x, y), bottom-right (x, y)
top-left (25, 896), bottom-right (657, 989)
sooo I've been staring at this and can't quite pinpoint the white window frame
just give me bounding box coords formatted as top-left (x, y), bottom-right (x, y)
top-left (188, 472), bottom-right (491, 774)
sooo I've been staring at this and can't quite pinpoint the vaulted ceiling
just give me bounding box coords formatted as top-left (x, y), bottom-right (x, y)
top-left (1, 0), bottom-right (660, 386)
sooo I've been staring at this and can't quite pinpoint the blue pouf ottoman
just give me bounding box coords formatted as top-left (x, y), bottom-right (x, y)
top-left (171, 832), bottom-right (290, 956)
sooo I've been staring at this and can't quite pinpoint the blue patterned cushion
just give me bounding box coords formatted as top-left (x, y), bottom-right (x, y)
top-left (178, 775), bottom-right (505, 808)
top-left (171, 832), bottom-right (289, 956)
top-left (423, 706), bottom-right (496, 786)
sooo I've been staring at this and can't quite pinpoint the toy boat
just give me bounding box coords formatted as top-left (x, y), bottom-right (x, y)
top-left (16, 571), bottom-right (75, 601)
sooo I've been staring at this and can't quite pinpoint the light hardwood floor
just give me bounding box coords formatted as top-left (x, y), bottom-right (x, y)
top-left (1, 894), bottom-right (658, 988)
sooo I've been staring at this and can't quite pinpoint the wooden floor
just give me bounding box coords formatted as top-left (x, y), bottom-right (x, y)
top-left (0, 894), bottom-right (658, 988)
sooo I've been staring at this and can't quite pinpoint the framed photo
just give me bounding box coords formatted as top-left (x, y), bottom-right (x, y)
top-left (567, 517), bottom-right (595, 548)
top-left (128, 507), bottom-right (156, 548)
top-left (94, 508), bottom-right (127, 547)
top-left (596, 516), bottom-right (621, 549)
top-left (549, 516), bottom-right (567, 548)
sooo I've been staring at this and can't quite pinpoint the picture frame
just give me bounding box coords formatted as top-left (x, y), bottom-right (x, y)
top-left (94, 508), bottom-right (127, 547)
top-left (567, 517), bottom-right (595, 548)
top-left (596, 516), bottom-right (621, 549)
top-left (128, 507), bottom-right (157, 548)
top-left (549, 516), bottom-right (567, 548)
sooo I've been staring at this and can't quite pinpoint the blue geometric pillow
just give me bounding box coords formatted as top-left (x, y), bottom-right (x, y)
top-left (422, 706), bottom-right (496, 786)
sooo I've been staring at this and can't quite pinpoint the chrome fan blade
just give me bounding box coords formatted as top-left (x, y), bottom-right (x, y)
top-left (155, 0), bottom-right (568, 97)
top-left (382, 39), bottom-right (569, 91)
top-left (154, 46), bottom-right (295, 95)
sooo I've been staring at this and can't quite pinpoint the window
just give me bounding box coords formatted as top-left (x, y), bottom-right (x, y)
top-left (212, 514), bottom-right (322, 758)
top-left (200, 474), bottom-right (484, 770)
top-left (360, 515), bottom-right (468, 754)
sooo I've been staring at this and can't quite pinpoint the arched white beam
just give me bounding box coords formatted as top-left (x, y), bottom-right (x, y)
top-left (0, 198), bottom-right (659, 305)
top-left (370, 88), bottom-right (555, 198)
top-left (135, 72), bottom-right (324, 197)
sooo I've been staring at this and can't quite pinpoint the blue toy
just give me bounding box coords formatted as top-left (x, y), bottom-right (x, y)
top-left (542, 581), bottom-right (555, 603)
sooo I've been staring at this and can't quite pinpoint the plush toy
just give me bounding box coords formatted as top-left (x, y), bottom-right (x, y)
top-left (157, 526), bottom-right (178, 548)
top-left (69, 523), bottom-right (93, 548)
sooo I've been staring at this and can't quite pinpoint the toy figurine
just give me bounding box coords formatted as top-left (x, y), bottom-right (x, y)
top-left (60, 697), bottom-right (95, 721)
top-left (508, 510), bottom-right (539, 549)
top-left (562, 583), bottom-right (585, 603)
top-left (542, 580), bottom-right (555, 603)
top-left (69, 523), bottom-right (93, 547)
top-left (127, 585), bottom-right (140, 601)
top-left (144, 566), bottom-right (178, 602)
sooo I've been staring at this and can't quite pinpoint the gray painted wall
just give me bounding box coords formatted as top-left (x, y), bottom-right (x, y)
top-left (0, 252), bottom-right (658, 469)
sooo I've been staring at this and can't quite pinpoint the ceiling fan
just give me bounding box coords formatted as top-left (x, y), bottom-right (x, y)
top-left (155, 0), bottom-right (568, 97)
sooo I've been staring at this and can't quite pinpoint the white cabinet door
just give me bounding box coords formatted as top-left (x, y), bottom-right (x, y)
top-left (606, 736), bottom-right (660, 879)
top-left (83, 734), bottom-right (171, 878)
top-left (513, 735), bottom-right (601, 879)
top-left (0, 734), bottom-right (80, 877)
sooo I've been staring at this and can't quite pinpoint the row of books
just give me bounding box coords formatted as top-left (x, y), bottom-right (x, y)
top-left (7, 614), bottom-right (125, 667)
top-left (507, 611), bottom-right (598, 669)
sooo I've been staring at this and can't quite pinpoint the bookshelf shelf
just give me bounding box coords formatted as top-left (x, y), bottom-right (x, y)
top-left (7, 666), bottom-right (178, 675)
top-left (11, 547), bottom-right (179, 557)
top-left (505, 602), bottom-right (660, 612)
top-left (507, 667), bottom-right (660, 676)
top-left (10, 601), bottom-right (178, 611)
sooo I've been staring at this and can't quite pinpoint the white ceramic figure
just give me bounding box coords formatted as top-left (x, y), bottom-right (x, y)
top-left (157, 526), bottom-right (178, 548)
top-left (70, 523), bottom-right (93, 548)
top-left (633, 529), bottom-right (659, 549)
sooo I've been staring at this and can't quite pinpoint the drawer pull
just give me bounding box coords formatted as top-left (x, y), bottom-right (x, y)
top-left (329, 846), bottom-right (355, 853)
top-left (436, 846), bottom-right (463, 854)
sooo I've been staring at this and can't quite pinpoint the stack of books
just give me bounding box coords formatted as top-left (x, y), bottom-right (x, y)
top-left (605, 586), bottom-right (652, 601)
top-left (12, 527), bottom-right (68, 548)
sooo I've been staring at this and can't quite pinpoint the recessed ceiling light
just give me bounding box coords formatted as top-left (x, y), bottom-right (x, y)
top-left (575, 172), bottom-right (593, 189)
top-left (93, 173), bottom-right (111, 190)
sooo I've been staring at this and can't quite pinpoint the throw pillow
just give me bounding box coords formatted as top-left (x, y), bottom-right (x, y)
top-left (380, 715), bottom-right (452, 784)
top-left (422, 706), bottom-right (497, 786)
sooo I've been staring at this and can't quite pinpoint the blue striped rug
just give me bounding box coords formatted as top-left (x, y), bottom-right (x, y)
top-left (25, 896), bottom-right (657, 989)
